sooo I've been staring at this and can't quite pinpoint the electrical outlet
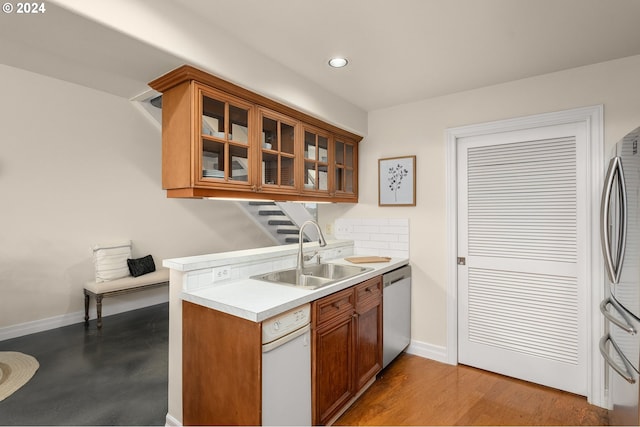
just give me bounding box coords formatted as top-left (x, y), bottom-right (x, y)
top-left (212, 266), bottom-right (231, 282)
top-left (335, 224), bottom-right (353, 235)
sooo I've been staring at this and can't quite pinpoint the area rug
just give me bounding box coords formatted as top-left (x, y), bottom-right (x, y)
top-left (0, 352), bottom-right (39, 402)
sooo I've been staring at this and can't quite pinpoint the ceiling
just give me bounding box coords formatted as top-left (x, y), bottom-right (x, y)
top-left (2, 0), bottom-right (640, 113)
top-left (174, 0), bottom-right (640, 111)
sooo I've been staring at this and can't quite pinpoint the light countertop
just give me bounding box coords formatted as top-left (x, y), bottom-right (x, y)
top-left (181, 257), bottom-right (409, 322)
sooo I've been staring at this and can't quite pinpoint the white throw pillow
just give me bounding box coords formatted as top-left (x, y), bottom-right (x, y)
top-left (92, 240), bottom-right (132, 283)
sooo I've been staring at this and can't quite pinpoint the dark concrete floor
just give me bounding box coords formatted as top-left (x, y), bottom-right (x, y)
top-left (0, 303), bottom-right (168, 426)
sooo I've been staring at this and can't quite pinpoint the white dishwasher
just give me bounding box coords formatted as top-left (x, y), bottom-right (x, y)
top-left (262, 303), bottom-right (311, 426)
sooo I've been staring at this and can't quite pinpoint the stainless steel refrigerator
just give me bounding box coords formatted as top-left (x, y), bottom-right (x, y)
top-left (600, 126), bottom-right (640, 425)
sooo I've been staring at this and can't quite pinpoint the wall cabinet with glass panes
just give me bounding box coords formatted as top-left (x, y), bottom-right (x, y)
top-left (199, 85), bottom-right (254, 190)
top-left (258, 108), bottom-right (298, 195)
top-left (334, 137), bottom-right (358, 197)
top-left (302, 125), bottom-right (331, 195)
top-left (149, 65), bottom-right (360, 202)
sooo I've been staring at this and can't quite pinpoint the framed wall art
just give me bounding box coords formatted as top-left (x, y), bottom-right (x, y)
top-left (378, 155), bottom-right (416, 206)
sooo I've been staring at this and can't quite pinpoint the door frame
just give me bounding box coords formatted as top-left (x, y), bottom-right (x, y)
top-left (445, 105), bottom-right (605, 407)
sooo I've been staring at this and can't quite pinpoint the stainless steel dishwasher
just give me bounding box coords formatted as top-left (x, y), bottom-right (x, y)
top-left (383, 264), bottom-right (411, 368)
top-left (262, 303), bottom-right (311, 426)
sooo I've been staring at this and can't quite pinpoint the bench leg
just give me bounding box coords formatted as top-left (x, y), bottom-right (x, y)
top-left (84, 292), bottom-right (90, 326)
top-left (96, 294), bottom-right (103, 329)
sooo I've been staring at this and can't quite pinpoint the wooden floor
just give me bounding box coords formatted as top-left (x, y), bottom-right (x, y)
top-left (335, 354), bottom-right (608, 426)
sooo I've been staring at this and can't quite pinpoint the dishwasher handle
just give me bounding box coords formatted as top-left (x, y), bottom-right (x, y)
top-left (383, 265), bottom-right (411, 288)
top-left (262, 324), bottom-right (310, 353)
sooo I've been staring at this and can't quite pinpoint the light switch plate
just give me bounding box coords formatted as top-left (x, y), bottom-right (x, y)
top-left (326, 223), bottom-right (334, 235)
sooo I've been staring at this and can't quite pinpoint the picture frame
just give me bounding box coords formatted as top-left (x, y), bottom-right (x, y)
top-left (378, 155), bottom-right (416, 206)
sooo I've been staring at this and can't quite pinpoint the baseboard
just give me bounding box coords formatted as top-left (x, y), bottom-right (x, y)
top-left (405, 339), bottom-right (451, 365)
top-left (0, 291), bottom-right (169, 342)
top-left (165, 413), bottom-right (182, 427)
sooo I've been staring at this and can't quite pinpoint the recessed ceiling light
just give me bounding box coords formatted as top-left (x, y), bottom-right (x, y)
top-left (328, 57), bottom-right (348, 68)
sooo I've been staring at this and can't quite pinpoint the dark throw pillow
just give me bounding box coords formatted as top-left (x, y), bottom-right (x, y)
top-left (127, 255), bottom-right (156, 277)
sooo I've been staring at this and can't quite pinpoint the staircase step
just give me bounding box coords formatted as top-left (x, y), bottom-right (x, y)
top-left (249, 201), bottom-right (277, 206)
top-left (277, 229), bottom-right (300, 235)
top-left (268, 219), bottom-right (294, 226)
top-left (285, 236), bottom-right (311, 243)
top-left (258, 209), bottom-right (285, 216)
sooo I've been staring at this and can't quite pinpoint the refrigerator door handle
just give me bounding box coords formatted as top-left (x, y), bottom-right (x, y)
top-left (600, 298), bottom-right (637, 335)
top-left (600, 156), bottom-right (627, 284)
top-left (600, 334), bottom-right (636, 384)
top-left (616, 157), bottom-right (628, 283)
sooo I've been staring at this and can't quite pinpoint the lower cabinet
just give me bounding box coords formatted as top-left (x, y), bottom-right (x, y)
top-left (181, 275), bottom-right (382, 426)
top-left (182, 301), bottom-right (262, 426)
top-left (355, 278), bottom-right (384, 390)
top-left (312, 276), bottom-right (383, 425)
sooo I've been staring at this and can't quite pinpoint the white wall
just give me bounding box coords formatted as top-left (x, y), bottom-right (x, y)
top-left (320, 54), bottom-right (640, 358)
top-left (0, 64), bottom-right (273, 332)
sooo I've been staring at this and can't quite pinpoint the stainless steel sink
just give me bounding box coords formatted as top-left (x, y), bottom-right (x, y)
top-left (252, 263), bottom-right (372, 290)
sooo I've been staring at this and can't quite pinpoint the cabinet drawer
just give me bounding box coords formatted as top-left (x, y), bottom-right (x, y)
top-left (355, 277), bottom-right (382, 307)
top-left (314, 287), bottom-right (355, 327)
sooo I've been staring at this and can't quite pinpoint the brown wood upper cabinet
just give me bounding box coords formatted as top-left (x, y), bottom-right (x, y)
top-left (149, 65), bottom-right (360, 202)
top-left (311, 276), bottom-right (383, 425)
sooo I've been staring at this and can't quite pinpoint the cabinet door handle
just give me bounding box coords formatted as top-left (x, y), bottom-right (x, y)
top-left (332, 302), bottom-right (341, 310)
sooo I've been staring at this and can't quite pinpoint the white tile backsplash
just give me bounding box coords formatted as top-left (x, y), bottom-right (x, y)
top-left (353, 225), bottom-right (380, 234)
top-left (374, 233), bottom-right (400, 242)
top-left (355, 240), bottom-right (388, 250)
top-left (379, 225), bottom-right (409, 235)
top-left (185, 269), bottom-right (214, 291)
top-left (335, 218), bottom-right (409, 258)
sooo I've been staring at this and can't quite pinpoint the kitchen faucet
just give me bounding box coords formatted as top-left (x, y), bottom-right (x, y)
top-left (297, 220), bottom-right (327, 272)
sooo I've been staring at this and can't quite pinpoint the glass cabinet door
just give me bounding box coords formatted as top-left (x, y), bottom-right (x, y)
top-left (199, 86), bottom-right (252, 185)
top-left (260, 111), bottom-right (296, 190)
top-left (304, 129), bottom-right (330, 192)
top-left (334, 138), bottom-right (357, 195)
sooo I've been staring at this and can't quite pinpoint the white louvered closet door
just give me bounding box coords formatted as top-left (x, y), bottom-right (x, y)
top-left (457, 122), bottom-right (588, 395)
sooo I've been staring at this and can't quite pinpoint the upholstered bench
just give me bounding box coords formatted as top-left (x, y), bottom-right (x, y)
top-left (84, 268), bottom-right (169, 329)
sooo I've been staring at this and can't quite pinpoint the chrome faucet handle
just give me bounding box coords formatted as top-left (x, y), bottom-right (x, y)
top-left (303, 251), bottom-right (321, 263)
